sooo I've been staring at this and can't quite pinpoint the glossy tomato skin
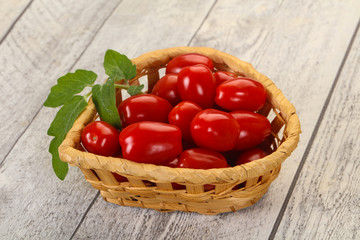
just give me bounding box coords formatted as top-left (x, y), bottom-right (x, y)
top-left (119, 122), bottom-right (182, 165)
top-left (164, 157), bottom-right (179, 168)
top-left (190, 109), bottom-right (240, 151)
top-left (81, 121), bottom-right (120, 156)
top-left (151, 74), bottom-right (181, 106)
top-left (178, 148), bottom-right (229, 169)
top-left (166, 53), bottom-right (214, 74)
top-left (214, 71), bottom-right (237, 86)
top-left (168, 101), bottom-right (203, 142)
top-left (177, 65), bottom-right (216, 108)
top-left (235, 147), bottom-right (267, 165)
top-left (215, 78), bottom-right (267, 111)
top-left (117, 94), bottom-right (172, 127)
top-left (230, 111), bottom-right (271, 150)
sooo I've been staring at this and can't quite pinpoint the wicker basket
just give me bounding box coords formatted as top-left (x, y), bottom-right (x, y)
top-left (59, 47), bottom-right (301, 215)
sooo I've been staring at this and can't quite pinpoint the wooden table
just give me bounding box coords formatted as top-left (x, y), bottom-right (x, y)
top-left (1, 0), bottom-right (359, 239)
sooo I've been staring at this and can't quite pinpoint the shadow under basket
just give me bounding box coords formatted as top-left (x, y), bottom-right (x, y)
top-left (59, 47), bottom-right (301, 215)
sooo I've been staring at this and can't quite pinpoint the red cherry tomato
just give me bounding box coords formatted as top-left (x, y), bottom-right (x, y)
top-left (190, 109), bottom-right (240, 151)
top-left (230, 111), bottom-right (271, 150)
top-left (151, 74), bottom-right (181, 106)
top-left (177, 148), bottom-right (229, 169)
top-left (215, 78), bottom-right (267, 111)
top-left (166, 53), bottom-right (214, 74)
top-left (168, 101), bottom-right (202, 142)
top-left (117, 94), bottom-right (172, 127)
top-left (214, 71), bottom-right (237, 86)
top-left (235, 147), bottom-right (267, 165)
top-left (119, 122), bottom-right (182, 165)
top-left (81, 121), bottom-right (120, 156)
top-left (164, 157), bottom-right (179, 168)
top-left (177, 65), bottom-right (216, 108)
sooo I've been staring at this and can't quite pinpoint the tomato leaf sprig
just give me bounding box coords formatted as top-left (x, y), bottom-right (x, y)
top-left (92, 78), bottom-right (122, 129)
top-left (104, 49), bottom-right (137, 82)
top-left (44, 49), bottom-right (143, 180)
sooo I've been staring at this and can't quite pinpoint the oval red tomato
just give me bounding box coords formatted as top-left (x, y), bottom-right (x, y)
top-left (190, 109), bottom-right (240, 151)
top-left (81, 121), bottom-right (120, 156)
top-left (230, 111), bottom-right (271, 150)
top-left (166, 53), bottom-right (214, 74)
top-left (117, 94), bottom-right (172, 127)
top-left (177, 65), bottom-right (216, 108)
top-left (235, 147), bottom-right (267, 165)
top-left (168, 101), bottom-right (202, 142)
top-left (215, 77), bottom-right (267, 111)
top-left (164, 157), bottom-right (179, 168)
top-left (214, 71), bottom-right (237, 86)
top-left (177, 148), bottom-right (229, 169)
top-left (119, 121), bottom-right (182, 165)
top-left (151, 74), bottom-right (181, 106)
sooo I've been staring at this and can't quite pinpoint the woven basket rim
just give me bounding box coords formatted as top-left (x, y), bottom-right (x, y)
top-left (59, 46), bottom-right (301, 184)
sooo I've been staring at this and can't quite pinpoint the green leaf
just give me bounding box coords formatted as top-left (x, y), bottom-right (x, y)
top-left (127, 84), bottom-right (144, 96)
top-left (47, 95), bottom-right (88, 180)
top-left (47, 95), bottom-right (88, 137)
top-left (92, 78), bottom-right (122, 129)
top-left (44, 70), bottom-right (97, 107)
top-left (49, 137), bottom-right (68, 180)
top-left (104, 49), bottom-right (136, 81)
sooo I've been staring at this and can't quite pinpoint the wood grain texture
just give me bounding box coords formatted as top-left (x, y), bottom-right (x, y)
top-left (274, 24), bottom-right (360, 240)
top-left (72, 0), bottom-right (360, 239)
top-left (0, 0), bottom-right (216, 239)
top-left (0, 0), bottom-right (122, 164)
top-left (0, 0), bottom-right (32, 41)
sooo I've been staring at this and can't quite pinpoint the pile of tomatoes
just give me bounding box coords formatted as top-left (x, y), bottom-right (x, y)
top-left (81, 53), bottom-right (272, 176)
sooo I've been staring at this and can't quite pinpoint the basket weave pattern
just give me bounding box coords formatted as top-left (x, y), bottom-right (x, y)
top-left (59, 47), bottom-right (301, 215)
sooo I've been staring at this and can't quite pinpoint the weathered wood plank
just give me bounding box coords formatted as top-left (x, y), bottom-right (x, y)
top-left (71, 0), bottom-right (360, 239)
top-left (0, 0), bottom-right (122, 164)
top-left (0, 0), bottom-right (32, 41)
top-left (0, 0), bottom-right (216, 239)
top-left (274, 24), bottom-right (360, 240)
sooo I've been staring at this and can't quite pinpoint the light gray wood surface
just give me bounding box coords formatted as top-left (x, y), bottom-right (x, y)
top-left (0, 0), bottom-right (123, 164)
top-left (274, 23), bottom-right (360, 240)
top-left (0, 0), bottom-right (359, 239)
top-left (0, 0), bottom-right (32, 41)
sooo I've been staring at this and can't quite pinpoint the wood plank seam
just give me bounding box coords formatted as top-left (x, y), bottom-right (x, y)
top-left (268, 17), bottom-right (360, 240)
top-left (69, 191), bottom-right (100, 240)
top-left (0, 0), bottom-right (34, 45)
top-left (187, 0), bottom-right (217, 46)
top-left (0, 0), bottom-right (124, 168)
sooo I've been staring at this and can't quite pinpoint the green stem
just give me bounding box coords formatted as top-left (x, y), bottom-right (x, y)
top-left (84, 91), bottom-right (92, 100)
top-left (114, 83), bottom-right (131, 90)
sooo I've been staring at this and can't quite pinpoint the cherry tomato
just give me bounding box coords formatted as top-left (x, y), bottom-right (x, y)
top-left (81, 121), bottom-right (120, 156)
top-left (166, 53), bottom-right (214, 74)
top-left (177, 65), bottom-right (216, 108)
top-left (190, 109), bottom-right (240, 151)
top-left (215, 78), bottom-right (267, 111)
top-left (119, 121), bottom-right (182, 165)
top-left (168, 101), bottom-right (202, 142)
top-left (151, 74), bottom-right (181, 106)
top-left (214, 71), bottom-right (237, 86)
top-left (235, 147), bottom-right (267, 165)
top-left (117, 94), bottom-right (172, 127)
top-left (164, 157), bottom-right (179, 168)
top-left (177, 148), bottom-right (229, 169)
top-left (230, 111), bottom-right (271, 150)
